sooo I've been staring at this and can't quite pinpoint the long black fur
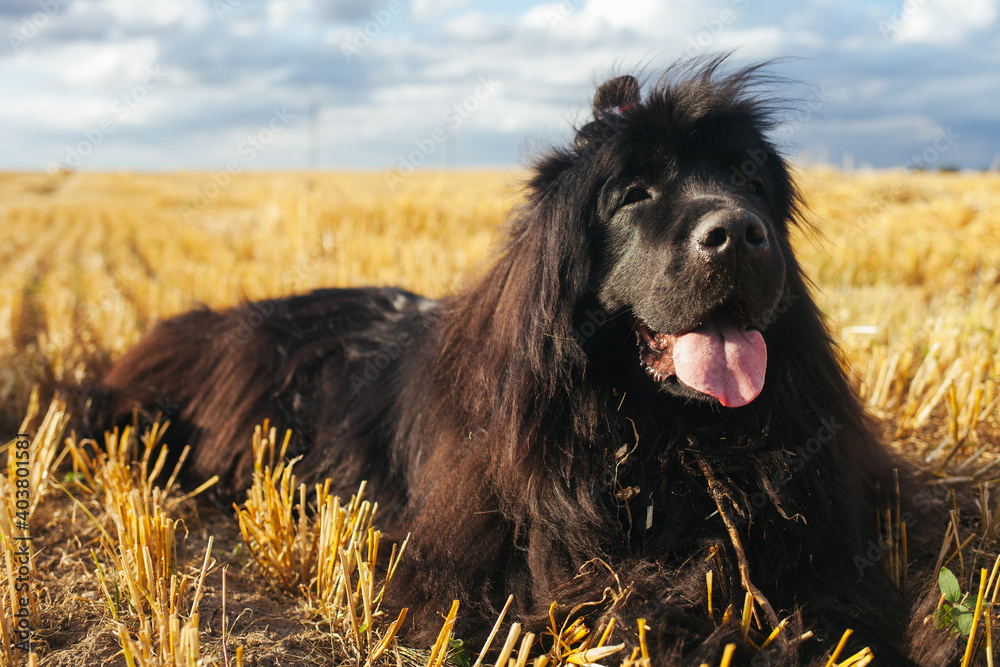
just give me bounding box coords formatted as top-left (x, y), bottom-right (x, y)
top-left (90, 58), bottom-right (955, 665)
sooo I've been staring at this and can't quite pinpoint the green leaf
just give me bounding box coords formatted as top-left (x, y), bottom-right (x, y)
top-left (448, 638), bottom-right (470, 667)
top-left (936, 598), bottom-right (977, 637)
top-left (936, 604), bottom-right (952, 630)
top-left (955, 608), bottom-right (975, 636)
top-left (939, 567), bottom-right (962, 603)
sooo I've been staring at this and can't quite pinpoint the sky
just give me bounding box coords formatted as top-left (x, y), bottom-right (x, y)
top-left (2, 0), bottom-right (999, 173)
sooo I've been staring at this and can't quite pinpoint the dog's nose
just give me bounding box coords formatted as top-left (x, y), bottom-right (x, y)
top-left (692, 210), bottom-right (769, 259)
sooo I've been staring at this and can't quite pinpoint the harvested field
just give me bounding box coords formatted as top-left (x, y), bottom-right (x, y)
top-left (0, 167), bottom-right (998, 665)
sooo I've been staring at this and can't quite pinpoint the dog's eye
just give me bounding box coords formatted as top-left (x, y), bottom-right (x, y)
top-left (742, 179), bottom-right (765, 197)
top-left (621, 185), bottom-right (651, 206)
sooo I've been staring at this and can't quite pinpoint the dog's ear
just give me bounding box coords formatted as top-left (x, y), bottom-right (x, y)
top-left (573, 75), bottom-right (639, 155)
top-left (592, 75), bottom-right (640, 114)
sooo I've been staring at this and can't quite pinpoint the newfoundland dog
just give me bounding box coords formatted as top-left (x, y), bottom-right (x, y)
top-left (92, 59), bottom-right (948, 665)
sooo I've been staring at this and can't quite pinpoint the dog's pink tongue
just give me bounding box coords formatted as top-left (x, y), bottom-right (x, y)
top-left (672, 319), bottom-right (766, 407)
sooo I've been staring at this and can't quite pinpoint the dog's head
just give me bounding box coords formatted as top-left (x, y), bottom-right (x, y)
top-left (534, 60), bottom-right (801, 408)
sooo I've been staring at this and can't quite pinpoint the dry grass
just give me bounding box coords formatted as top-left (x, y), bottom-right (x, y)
top-left (61, 417), bottom-right (221, 667)
top-left (794, 169), bottom-right (1000, 461)
top-left (0, 166), bottom-right (997, 664)
top-left (234, 422), bottom-right (409, 665)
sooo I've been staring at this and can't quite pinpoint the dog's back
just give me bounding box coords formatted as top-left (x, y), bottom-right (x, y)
top-left (92, 286), bottom-right (435, 505)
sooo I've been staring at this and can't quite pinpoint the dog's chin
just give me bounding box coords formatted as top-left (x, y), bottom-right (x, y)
top-left (635, 303), bottom-right (769, 408)
top-left (648, 374), bottom-right (721, 404)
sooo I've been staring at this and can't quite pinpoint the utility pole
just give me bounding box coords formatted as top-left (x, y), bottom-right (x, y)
top-left (309, 96), bottom-right (320, 169)
top-left (445, 125), bottom-right (455, 168)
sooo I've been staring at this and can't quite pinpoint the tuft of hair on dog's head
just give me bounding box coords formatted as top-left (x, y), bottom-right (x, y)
top-left (569, 56), bottom-right (791, 157)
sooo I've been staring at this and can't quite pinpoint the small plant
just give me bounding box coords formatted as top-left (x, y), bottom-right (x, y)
top-left (447, 637), bottom-right (470, 667)
top-left (936, 567), bottom-right (975, 636)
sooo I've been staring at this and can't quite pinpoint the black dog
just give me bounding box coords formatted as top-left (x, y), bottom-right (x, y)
top-left (93, 59), bottom-right (950, 665)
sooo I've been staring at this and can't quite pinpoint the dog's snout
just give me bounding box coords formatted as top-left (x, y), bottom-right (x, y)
top-left (693, 210), bottom-right (769, 259)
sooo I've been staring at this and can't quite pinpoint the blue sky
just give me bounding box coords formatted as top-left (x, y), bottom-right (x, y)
top-left (2, 0), bottom-right (998, 172)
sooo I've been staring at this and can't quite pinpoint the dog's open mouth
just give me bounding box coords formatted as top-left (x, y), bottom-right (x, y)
top-left (636, 307), bottom-right (767, 408)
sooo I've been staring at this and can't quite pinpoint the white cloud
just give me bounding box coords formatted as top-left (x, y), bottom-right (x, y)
top-left (520, 0), bottom-right (688, 43)
top-left (90, 0), bottom-right (209, 30)
top-left (412, 0), bottom-right (469, 22)
top-left (441, 11), bottom-right (509, 42)
top-left (32, 38), bottom-right (161, 89)
top-left (577, 0), bottom-right (681, 35)
top-left (821, 114), bottom-right (950, 143)
top-left (890, 0), bottom-right (999, 44)
top-left (0, 0), bottom-right (998, 170)
top-left (267, 0), bottom-right (313, 29)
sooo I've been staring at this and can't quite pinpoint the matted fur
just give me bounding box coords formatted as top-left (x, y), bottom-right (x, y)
top-left (92, 59), bottom-right (955, 666)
